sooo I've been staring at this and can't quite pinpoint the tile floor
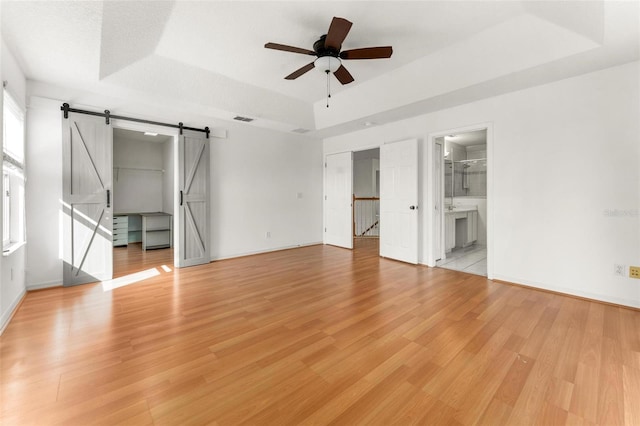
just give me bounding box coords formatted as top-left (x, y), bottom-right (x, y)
top-left (437, 244), bottom-right (487, 276)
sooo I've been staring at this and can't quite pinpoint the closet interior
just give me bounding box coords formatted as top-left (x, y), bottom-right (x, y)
top-left (112, 128), bottom-right (174, 273)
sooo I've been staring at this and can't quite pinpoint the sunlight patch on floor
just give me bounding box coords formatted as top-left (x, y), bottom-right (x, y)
top-left (101, 268), bottom-right (161, 291)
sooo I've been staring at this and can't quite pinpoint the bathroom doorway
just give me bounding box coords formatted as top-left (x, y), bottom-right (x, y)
top-left (434, 128), bottom-right (489, 276)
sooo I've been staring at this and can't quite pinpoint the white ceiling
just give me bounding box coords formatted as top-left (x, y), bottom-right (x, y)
top-left (113, 128), bottom-right (172, 145)
top-left (445, 130), bottom-right (486, 148)
top-left (2, 1), bottom-right (639, 138)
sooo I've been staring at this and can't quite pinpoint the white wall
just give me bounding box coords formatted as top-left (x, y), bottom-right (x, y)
top-left (113, 136), bottom-right (164, 213)
top-left (210, 121), bottom-right (323, 259)
top-left (325, 60), bottom-right (640, 308)
top-left (1, 38), bottom-right (27, 332)
top-left (24, 97), bottom-right (62, 290)
top-left (162, 139), bottom-right (174, 214)
top-left (354, 158), bottom-right (378, 197)
top-left (24, 90), bottom-right (324, 288)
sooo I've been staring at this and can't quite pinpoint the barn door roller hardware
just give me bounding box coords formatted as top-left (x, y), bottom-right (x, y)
top-left (61, 103), bottom-right (211, 139)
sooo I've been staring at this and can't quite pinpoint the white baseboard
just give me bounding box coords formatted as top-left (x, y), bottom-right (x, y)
top-left (211, 241), bottom-right (323, 262)
top-left (492, 274), bottom-right (640, 310)
top-left (0, 287), bottom-right (27, 335)
top-left (26, 280), bottom-right (62, 291)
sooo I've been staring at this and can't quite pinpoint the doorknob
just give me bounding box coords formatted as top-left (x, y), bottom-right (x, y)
top-left (409, 205), bottom-right (417, 210)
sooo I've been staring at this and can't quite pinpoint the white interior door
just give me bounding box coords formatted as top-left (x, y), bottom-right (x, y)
top-left (380, 139), bottom-right (419, 264)
top-left (62, 113), bottom-right (113, 286)
top-left (324, 152), bottom-right (353, 249)
top-left (434, 140), bottom-right (443, 261)
top-left (177, 131), bottom-right (210, 267)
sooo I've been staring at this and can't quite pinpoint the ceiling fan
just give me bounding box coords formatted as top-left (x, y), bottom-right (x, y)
top-left (264, 17), bottom-right (393, 85)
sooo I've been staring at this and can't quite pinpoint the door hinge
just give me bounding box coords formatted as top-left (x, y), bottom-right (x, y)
top-left (324, 195), bottom-right (327, 200)
top-left (324, 163), bottom-right (327, 168)
top-left (324, 227), bottom-right (327, 232)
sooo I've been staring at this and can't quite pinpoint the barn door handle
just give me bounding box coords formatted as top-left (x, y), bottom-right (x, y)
top-left (106, 190), bottom-right (111, 208)
top-left (180, 190), bottom-right (183, 206)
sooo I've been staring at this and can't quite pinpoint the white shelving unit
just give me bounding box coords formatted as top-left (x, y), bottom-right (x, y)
top-left (113, 215), bottom-right (128, 247)
top-left (141, 213), bottom-right (172, 251)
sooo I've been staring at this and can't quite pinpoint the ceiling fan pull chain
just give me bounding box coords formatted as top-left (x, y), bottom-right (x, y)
top-left (326, 70), bottom-right (331, 108)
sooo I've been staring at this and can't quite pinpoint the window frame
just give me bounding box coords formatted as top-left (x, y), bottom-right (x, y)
top-left (2, 89), bottom-right (26, 255)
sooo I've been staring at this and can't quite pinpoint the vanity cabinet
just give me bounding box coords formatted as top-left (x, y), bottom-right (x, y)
top-left (445, 209), bottom-right (478, 253)
top-left (445, 214), bottom-right (456, 252)
top-left (466, 211), bottom-right (478, 246)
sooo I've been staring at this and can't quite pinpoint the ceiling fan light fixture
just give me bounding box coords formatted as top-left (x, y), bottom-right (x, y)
top-left (314, 56), bottom-right (341, 73)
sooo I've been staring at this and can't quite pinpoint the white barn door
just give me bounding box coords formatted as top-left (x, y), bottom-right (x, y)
top-left (380, 139), bottom-right (419, 264)
top-left (62, 113), bottom-right (113, 286)
top-left (177, 131), bottom-right (210, 267)
top-left (324, 152), bottom-right (353, 249)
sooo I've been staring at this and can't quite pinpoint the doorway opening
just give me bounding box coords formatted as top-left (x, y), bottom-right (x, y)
top-left (111, 128), bottom-right (175, 279)
top-left (434, 129), bottom-right (488, 276)
top-left (352, 148), bottom-right (380, 253)
top-left (325, 139), bottom-right (419, 264)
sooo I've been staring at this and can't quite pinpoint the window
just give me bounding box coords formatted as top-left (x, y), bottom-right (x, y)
top-left (2, 89), bottom-right (25, 254)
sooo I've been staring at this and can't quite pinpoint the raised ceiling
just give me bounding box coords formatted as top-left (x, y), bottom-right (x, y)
top-left (2, 1), bottom-right (638, 138)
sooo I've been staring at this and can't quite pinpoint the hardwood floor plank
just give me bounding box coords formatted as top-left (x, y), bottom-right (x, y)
top-left (476, 398), bottom-right (513, 426)
top-left (623, 365), bottom-right (640, 425)
top-left (506, 356), bottom-right (556, 424)
top-left (452, 348), bottom-right (517, 424)
top-left (2, 240), bottom-right (640, 425)
top-left (570, 361), bottom-right (601, 423)
top-left (493, 352), bottom-right (535, 407)
top-left (596, 337), bottom-right (625, 425)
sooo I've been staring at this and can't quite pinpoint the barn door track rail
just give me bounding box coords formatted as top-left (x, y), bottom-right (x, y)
top-left (61, 103), bottom-right (210, 139)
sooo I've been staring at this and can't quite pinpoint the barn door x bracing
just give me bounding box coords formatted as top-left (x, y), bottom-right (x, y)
top-left (177, 131), bottom-right (210, 267)
top-left (62, 113), bottom-right (113, 286)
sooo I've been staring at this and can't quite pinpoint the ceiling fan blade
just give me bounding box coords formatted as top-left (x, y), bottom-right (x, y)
top-left (285, 62), bottom-right (316, 80)
top-left (340, 46), bottom-right (393, 60)
top-left (333, 65), bottom-right (354, 85)
top-left (324, 17), bottom-right (353, 50)
top-left (265, 42), bottom-right (316, 56)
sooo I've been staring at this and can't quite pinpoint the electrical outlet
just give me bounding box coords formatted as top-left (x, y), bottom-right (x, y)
top-left (266, 231), bottom-right (271, 239)
top-left (630, 266), bottom-right (640, 279)
top-left (614, 264), bottom-right (626, 277)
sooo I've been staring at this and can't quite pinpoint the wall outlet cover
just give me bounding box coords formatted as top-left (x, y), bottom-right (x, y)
top-left (614, 264), bottom-right (626, 277)
top-left (630, 266), bottom-right (640, 279)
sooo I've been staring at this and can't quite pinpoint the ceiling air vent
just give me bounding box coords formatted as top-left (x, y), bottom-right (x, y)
top-left (292, 128), bottom-right (310, 134)
top-left (233, 115), bottom-right (254, 122)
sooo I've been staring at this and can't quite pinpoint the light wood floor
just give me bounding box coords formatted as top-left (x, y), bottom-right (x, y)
top-left (2, 239), bottom-right (640, 425)
top-left (113, 243), bottom-right (174, 278)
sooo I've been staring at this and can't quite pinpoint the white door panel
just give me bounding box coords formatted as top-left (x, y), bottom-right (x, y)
top-left (324, 152), bottom-right (353, 249)
top-left (62, 113), bottom-right (113, 285)
top-left (380, 139), bottom-right (418, 264)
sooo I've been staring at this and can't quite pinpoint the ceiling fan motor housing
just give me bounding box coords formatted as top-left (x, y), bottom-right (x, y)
top-left (313, 35), bottom-right (340, 58)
